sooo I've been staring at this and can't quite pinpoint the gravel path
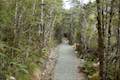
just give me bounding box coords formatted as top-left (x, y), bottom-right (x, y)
top-left (53, 43), bottom-right (80, 80)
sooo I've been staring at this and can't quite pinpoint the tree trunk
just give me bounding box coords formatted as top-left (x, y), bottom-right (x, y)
top-left (96, 0), bottom-right (105, 80)
top-left (115, 0), bottom-right (120, 79)
top-left (107, 0), bottom-right (115, 52)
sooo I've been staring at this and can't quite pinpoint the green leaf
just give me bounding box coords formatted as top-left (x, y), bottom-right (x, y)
top-left (0, 52), bottom-right (6, 57)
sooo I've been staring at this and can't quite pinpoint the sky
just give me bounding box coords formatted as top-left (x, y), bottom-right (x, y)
top-left (63, 0), bottom-right (95, 9)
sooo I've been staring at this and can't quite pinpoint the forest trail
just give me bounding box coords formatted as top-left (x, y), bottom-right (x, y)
top-left (53, 43), bottom-right (87, 80)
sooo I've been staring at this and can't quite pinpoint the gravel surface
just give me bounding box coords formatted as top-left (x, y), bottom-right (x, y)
top-left (53, 43), bottom-right (80, 80)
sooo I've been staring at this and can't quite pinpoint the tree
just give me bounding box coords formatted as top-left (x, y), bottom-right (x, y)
top-left (96, 0), bottom-right (105, 80)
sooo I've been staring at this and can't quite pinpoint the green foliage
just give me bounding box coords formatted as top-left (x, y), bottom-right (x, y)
top-left (16, 72), bottom-right (30, 80)
top-left (83, 54), bottom-right (97, 75)
top-left (0, 0), bottom-right (119, 79)
top-left (0, 0), bottom-right (63, 79)
top-left (84, 60), bottom-right (96, 75)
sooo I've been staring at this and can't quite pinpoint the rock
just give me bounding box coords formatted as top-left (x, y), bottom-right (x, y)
top-left (78, 66), bottom-right (89, 80)
top-left (31, 68), bottom-right (41, 80)
top-left (9, 76), bottom-right (16, 80)
top-left (79, 72), bottom-right (88, 80)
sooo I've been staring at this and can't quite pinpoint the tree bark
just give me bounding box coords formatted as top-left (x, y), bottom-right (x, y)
top-left (115, 0), bottom-right (120, 79)
top-left (96, 0), bottom-right (105, 80)
top-left (107, 0), bottom-right (115, 52)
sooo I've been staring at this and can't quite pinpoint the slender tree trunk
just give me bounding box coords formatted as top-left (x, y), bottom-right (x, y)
top-left (104, 0), bottom-right (115, 79)
top-left (12, 1), bottom-right (20, 58)
top-left (101, 0), bottom-right (108, 80)
top-left (39, 0), bottom-right (45, 47)
top-left (14, 1), bottom-right (23, 46)
top-left (107, 0), bottom-right (115, 52)
top-left (96, 0), bottom-right (105, 80)
top-left (115, 0), bottom-right (120, 79)
top-left (101, 0), bottom-right (105, 37)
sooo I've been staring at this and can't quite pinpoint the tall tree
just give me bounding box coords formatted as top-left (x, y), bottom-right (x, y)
top-left (115, 0), bottom-right (120, 79)
top-left (96, 0), bottom-right (105, 80)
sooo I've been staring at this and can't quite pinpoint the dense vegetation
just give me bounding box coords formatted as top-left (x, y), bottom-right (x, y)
top-left (0, 0), bottom-right (120, 80)
top-left (0, 0), bottom-right (63, 79)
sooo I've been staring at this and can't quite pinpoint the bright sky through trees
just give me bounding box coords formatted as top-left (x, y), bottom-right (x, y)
top-left (63, 0), bottom-right (95, 9)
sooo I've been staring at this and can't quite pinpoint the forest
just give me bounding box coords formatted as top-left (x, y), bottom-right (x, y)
top-left (0, 0), bottom-right (120, 80)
